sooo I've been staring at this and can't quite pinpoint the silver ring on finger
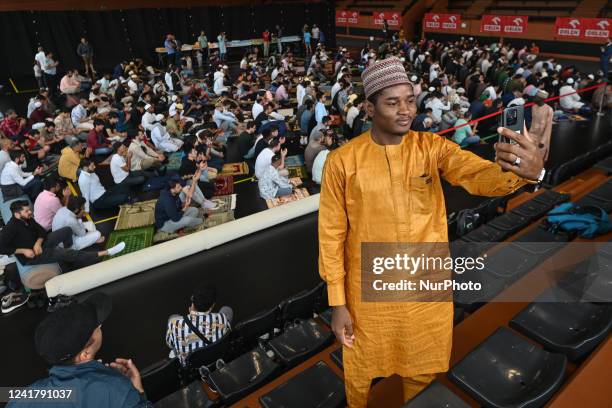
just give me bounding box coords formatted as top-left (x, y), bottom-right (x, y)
top-left (513, 156), bottom-right (521, 167)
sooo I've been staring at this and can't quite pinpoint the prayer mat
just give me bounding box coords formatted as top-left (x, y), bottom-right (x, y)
top-left (208, 194), bottom-right (237, 214)
top-left (166, 151), bottom-right (184, 172)
top-left (266, 188), bottom-right (310, 208)
top-left (152, 211), bottom-right (235, 243)
top-left (221, 162), bottom-right (249, 176)
top-left (287, 166), bottom-right (308, 179)
top-left (284, 155), bottom-right (305, 167)
top-left (114, 199), bottom-right (157, 230)
top-left (214, 175), bottom-right (234, 196)
top-left (105, 226), bottom-right (154, 260)
top-left (289, 177), bottom-right (303, 187)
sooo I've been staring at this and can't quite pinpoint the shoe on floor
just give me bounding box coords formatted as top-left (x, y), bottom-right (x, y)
top-left (1, 292), bottom-right (29, 314)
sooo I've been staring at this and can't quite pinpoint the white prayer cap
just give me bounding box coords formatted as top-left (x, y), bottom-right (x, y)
top-left (588, 74), bottom-right (595, 80)
top-left (555, 64), bottom-right (562, 71)
top-left (410, 75), bottom-right (418, 82)
top-left (400, 57), bottom-right (405, 62)
top-left (155, 114), bottom-right (164, 122)
top-left (34, 101), bottom-right (42, 108)
top-left (428, 86), bottom-right (435, 92)
top-left (222, 65), bottom-right (228, 69)
top-left (516, 68), bottom-right (524, 75)
top-left (32, 122), bottom-right (45, 130)
top-left (457, 87), bottom-right (466, 94)
top-left (566, 78), bottom-right (574, 84)
top-left (552, 80), bottom-right (559, 86)
top-left (541, 71), bottom-right (548, 78)
top-left (144, 104), bottom-right (152, 110)
top-left (171, 95), bottom-right (178, 101)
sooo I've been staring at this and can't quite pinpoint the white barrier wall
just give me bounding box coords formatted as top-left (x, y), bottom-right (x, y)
top-left (45, 194), bottom-right (320, 297)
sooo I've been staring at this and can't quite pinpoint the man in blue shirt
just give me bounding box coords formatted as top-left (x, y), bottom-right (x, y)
top-left (315, 91), bottom-right (329, 125)
top-left (155, 179), bottom-right (203, 233)
top-left (164, 34), bottom-right (179, 66)
top-left (7, 293), bottom-right (152, 408)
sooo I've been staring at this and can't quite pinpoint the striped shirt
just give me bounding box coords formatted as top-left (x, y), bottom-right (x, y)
top-left (165, 311), bottom-right (230, 365)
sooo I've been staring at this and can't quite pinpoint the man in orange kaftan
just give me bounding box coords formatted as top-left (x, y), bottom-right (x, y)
top-left (318, 57), bottom-right (545, 407)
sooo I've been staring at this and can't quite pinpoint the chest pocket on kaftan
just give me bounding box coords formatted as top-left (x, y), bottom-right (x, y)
top-left (408, 174), bottom-right (434, 214)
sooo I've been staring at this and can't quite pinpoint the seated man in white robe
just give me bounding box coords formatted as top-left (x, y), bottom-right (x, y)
top-left (151, 114), bottom-right (184, 153)
top-left (51, 196), bottom-right (104, 250)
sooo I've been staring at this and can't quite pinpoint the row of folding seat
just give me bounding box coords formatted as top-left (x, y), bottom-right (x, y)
top-left (547, 141), bottom-right (612, 186)
top-left (143, 282), bottom-right (336, 406)
top-left (575, 179), bottom-right (612, 213)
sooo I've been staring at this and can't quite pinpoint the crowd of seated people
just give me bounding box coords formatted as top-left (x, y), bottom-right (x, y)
top-left (1, 25), bottom-right (610, 318)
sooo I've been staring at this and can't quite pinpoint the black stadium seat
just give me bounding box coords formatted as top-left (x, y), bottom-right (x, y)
top-left (513, 226), bottom-right (570, 257)
top-left (511, 199), bottom-right (552, 220)
top-left (231, 306), bottom-right (280, 352)
top-left (559, 254), bottom-right (612, 302)
top-left (448, 327), bottom-right (567, 408)
top-left (487, 212), bottom-right (530, 237)
top-left (532, 190), bottom-right (570, 207)
top-left (280, 282), bottom-right (325, 323)
top-left (461, 225), bottom-right (507, 243)
top-left (595, 155), bottom-right (612, 175)
top-left (575, 194), bottom-right (612, 213)
top-left (185, 334), bottom-right (231, 379)
top-left (403, 381), bottom-right (470, 408)
top-left (203, 346), bottom-right (281, 404)
top-left (267, 319), bottom-right (334, 367)
top-left (259, 361), bottom-right (345, 408)
top-left (510, 288), bottom-right (612, 361)
top-left (319, 307), bottom-right (332, 327)
top-left (154, 380), bottom-right (211, 408)
top-left (453, 269), bottom-right (508, 312)
top-left (330, 347), bottom-right (343, 370)
top-left (140, 357), bottom-right (181, 403)
top-left (486, 244), bottom-right (542, 280)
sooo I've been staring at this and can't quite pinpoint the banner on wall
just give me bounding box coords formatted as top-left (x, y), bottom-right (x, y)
top-left (554, 17), bottom-right (611, 39)
top-left (581, 18), bottom-right (611, 39)
top-left (373, 11), bottom-right (402, 26)
top-left (555, 17), bottom-right (582, 39)
top-left (335, 10), bottom-right (359, 26)
top-left (423, 13), bottom-right (461, 31)
top-left (481, 15), bottom-right (528, 35)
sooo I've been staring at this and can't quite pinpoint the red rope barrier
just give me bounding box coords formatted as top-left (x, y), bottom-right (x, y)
top-left (436, 82), bottom-right (607, 136)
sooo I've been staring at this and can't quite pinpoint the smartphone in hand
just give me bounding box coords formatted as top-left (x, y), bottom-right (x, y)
top-left (499, 105), bottom-right (524, 144)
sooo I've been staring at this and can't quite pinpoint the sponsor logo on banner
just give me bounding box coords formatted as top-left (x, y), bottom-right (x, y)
top-left (482, 15), bottom-right (502, 32)
top-left (504, 16), bottom-right (527, 34)
top-left (443, 15), bottom-right (458, 30)
top-left (336, 10), bottom-right (359, 26)
top-left (424, 13), bottom-right (460, 30)
top-left (374, 11), bottom-right (401, 26)
top-left (584, 18), bottom-right (611, 39)
top-left (555, 17), bottom-right (581, 38)
top-left (425, 13), bottom-right (441, 29)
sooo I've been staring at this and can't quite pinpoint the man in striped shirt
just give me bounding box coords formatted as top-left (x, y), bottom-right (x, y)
top-left (165, 285), bottom-right (232, 366)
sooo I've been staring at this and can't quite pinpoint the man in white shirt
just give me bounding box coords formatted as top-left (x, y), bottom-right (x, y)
top-left (254, 137), bottom-right (286, 179)
top-left (346, 96), bottom-right (363, 130)
top-left (164, 69), bottom-right (174, 93)
top-left (71, 98), bottom-right (94, 130)
top-left (52, 196), bottom-right (104, 250)
top-left (129, 130), bottom-right (164, 175)
top-left (141, 104), bottom-right (157, 132)
top-left (425, 94), bottom-right (450, 125)
top-left (559, 78), bottom-right (585, 111)
top-left (0, 150), bottom-right (44, 202)
top-left (35, 47), bottom-right (47, 69)
top-left (296, 81), bottom-right (307, 108)
top-left (213, 67), bottom-right (228, 95)
top-left (213, 103), bottom-right (239, 139)
top-left (252, 97), bottom-right (264, 120)
top-left (110, 142), bottom-right (146, 188)
top-left (151, 115), bottom-right (183, 152)
top-left (78, 159), bottom-right (130, 212)
top-left (0, 139), bottom-right (13, 176)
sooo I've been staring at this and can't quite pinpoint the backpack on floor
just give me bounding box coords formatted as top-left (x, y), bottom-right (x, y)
top-left (545, 202), bottom-right (612, 238)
